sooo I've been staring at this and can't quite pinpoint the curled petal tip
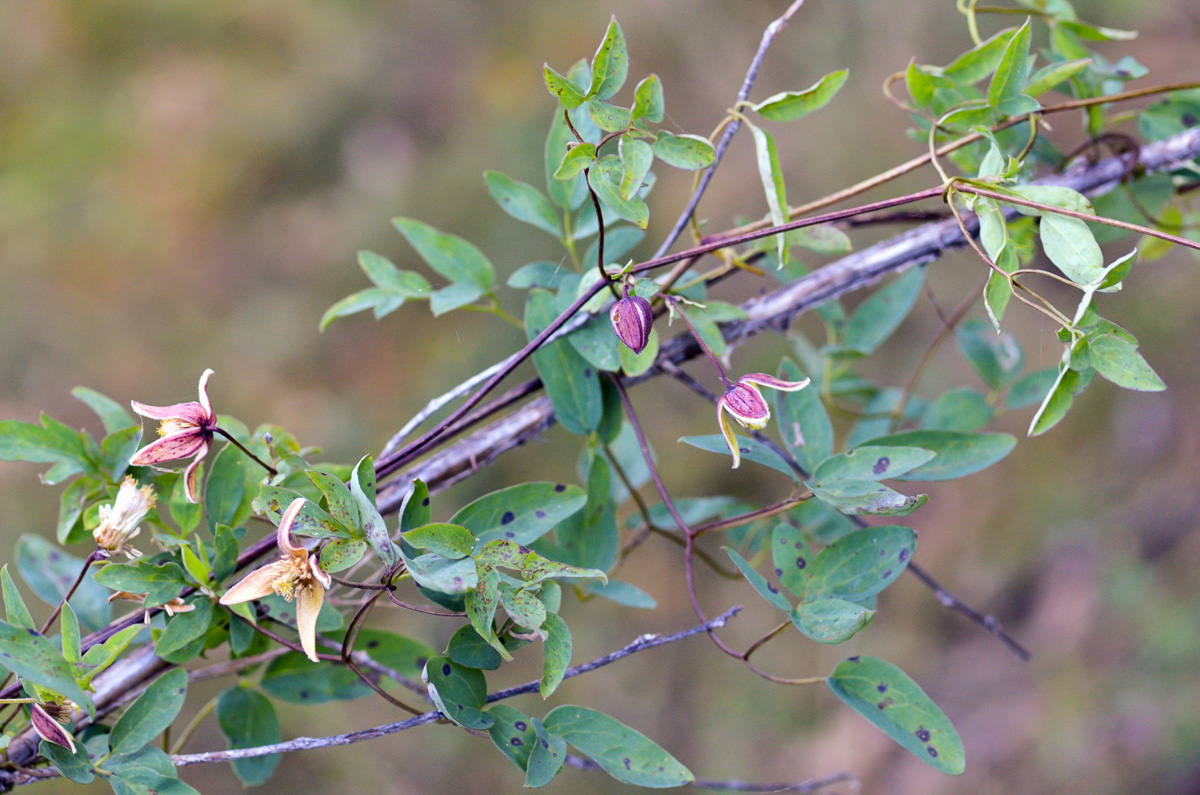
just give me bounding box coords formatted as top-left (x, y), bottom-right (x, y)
top-left (277, 498), bottom-right (308, 555)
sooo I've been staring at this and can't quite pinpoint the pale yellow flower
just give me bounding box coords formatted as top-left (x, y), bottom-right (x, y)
top-left (219, 498), bottom-right (331, 662)
top-left (92, 476), bottom-right (155, 558)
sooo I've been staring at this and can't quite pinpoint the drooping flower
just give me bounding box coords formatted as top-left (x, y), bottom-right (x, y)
top-left (31, 702), bottom-right (76, 753)
top-left (92, 476), bottom-right (155, 558)
top-left (107, 591), bottom-right (195, 622)
top-left (610, 292), bottom-right (654, 354)
top-left (129, 369), bottom-right (219, 503)
top-left (717, 373), bottom-right (810, 469)
top-left (219, 498), bottom-right (331, 662)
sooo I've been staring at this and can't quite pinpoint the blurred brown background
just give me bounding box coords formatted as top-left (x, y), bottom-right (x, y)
top-left (2, 0), bottom-right (1200, 792)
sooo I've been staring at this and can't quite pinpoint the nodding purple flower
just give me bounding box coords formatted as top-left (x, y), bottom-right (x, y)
top-left (31, 702), bottom-right (76, 753)
top-left (129, 369), bottom-right (218, 503)
top-left (610, 293), bottom-right (654, 355)
top-left (717, 373), bottom-right (810, 468)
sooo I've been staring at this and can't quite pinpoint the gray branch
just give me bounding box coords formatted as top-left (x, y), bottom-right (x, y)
top-left (377, 125), bottom-right (1200, 513)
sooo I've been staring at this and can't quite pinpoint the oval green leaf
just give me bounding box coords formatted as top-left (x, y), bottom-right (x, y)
top-left (542, 705), bottom-right (694, 787)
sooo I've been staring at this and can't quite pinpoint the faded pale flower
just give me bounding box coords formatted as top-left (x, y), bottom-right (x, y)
top-left (610, 292), bottom-right (654, 355)
top-left (107, 591), bottom-right (195, 621)
top-left (92, 476), bottom-right (155, 558)
top-left (129, 369), bottom-right (218, 503)
top-left (717, 373), bottom-right (810, 469)
top-left (219, 498), bottom-right (331, 662)
top-left (31, 702), bottom-right (75, 753)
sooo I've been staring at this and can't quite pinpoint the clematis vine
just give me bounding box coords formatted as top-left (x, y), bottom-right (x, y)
top-left (92, 476), bottom-right (155, 558)
top-left (717, 373), bottom-right (810, 468)
top-left (129, 369), bottom-right (219, 503)
top-left (30, 702), bottom-right (76, 753)
top-left (129, 368), bottom-right (276, 502)
top-left (219, 498), bottom-right (331, 662)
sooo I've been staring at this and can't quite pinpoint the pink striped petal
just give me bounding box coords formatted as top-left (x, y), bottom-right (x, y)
top-left (130, 432), bottom-right (206, 466)
top-left (295, 583), bottom-right (325, 662)
top-left (717, 399), bottom-right (742, 469)
top-left (196, 369), bottom-right (214, 416)
top-left (276, 499), bottom-right (308, 556)
top-left (738, 373), bottom-right (811, 392)
top-left (130, 400), bottom-right (209, 424)
top-left (219, 564), bottom-right (279, 605)
top-left (182, 442), bottom-right (210, 503)
top-left (31, 704), bottom-right (75, 753)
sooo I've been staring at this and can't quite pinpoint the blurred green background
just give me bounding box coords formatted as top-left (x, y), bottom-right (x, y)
top-left (2, 0), bottom-right (1200, 792)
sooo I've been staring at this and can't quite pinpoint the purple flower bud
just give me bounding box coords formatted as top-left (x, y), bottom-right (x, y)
top-left (610, 294), bottom-right (654, 355)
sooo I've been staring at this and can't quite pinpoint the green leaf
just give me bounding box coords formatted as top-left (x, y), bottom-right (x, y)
top-left (527, 290), bottom-right (604, 433)
top-left (1, 566), bottom-right (34, 630)
top-left (93, 560), bottom-right (188, 609)
top-left (1087, 332), bottom-right (1166, 391)
top-left (905, 62), bottom-right (937, 108)
top-left (553, 143), bottom-right (596, 181)
top-left (540, 612), bottom-right (572, 697)
top-left (60, 604), bottom-right (81, 664)
top-left (465, 564), bottom-right (506, 659)
top-left (57, 476), bottom-right (93, 545)
top-left (429, 282), bottom-right (485, 316)
top-left (619, 138), bottom-right (654, 201)
top-left (17, 536), bottom-right (111, 631)
top-left (1040, 213), bottom-right (1104, 286)
top-left (546, 108), bottom-right (588, 209)
top-left (677, 304), bottom-right (726, 356)
top-left (746, 120), bottom-right (788, 265)
top-left (306, 471), bottom-right (359, 531)
top-left (424, 656), bottom-right (494, 730)
top-left (258, 486), bottom-right (351, 539)
top-left (588, 99), bottom-right (632, 133)
top-left (351, 455), bottom-right (396, 568)
top-left (588, 579), bottom-right (656, 609)
top-left (678, 434), bottom-right (801, 481)
top-left (79, 624), bottom-right (141, 680)
top-left (109, 668), bottom-right (187, 756)
top-left (526, 718), bottom-right (568, 788)
top-left (320, 288), bottom-right (389, 329)
top-left (485, 170), bottom-right (561, 237)
top-left (565, 315), bottom-right (621, 373)
top-left (487, 704), bottom-right (536, 770)
top-left (987, 18), bottom-right (1032, 109)
top-left (772, 524), bottom-right (813, 599)
top-left (41, 738), bottom-right (93, 783)
top-left (808, 480), bottom-right (927, 517)
top-left (259, 651), bottom-right (369, 704)
top-left (922, 388), bottom-right (993, 433)
top-left (154, 597), bottom-right (212, 661)
top-left (957, 318), bottom-right (1024, 388)
top-left (750, 69), bottom-right (849, 122)
top-left (631, 74), bottom-right (664, 123)
top-left (588, 155), bottom-right (648, 228)
top-left (508, 261), bottom-right (570, 290)
top-left (555, 455), bottom-right (618, 572)
top-left (1024, 58), bottom-right (1091, 97)
top-left (588, 17), bottom-right (628, 100)
top-left (356, 251), bottom-right (432, 298)
top-left (392, 217), bottom-right (495, 290)
top-left (0, 621), bottom-right (92, 713)
top-left (651, 131), bottom-right (716, 170)
top-left (724, 547), bottom-right (791, 611)
top-left (840, 267), bottom-right (924, 354)
top-left (1007, 366), bottom-right (1059, 410)
top-left (402, 551), bottom-right (478, 595)
top-left (1029, 361), bottom-right (1081, 436)
top-left (827, 655), bottom-right (965, 774)
top-left (73, 387), bottom-right (137, 433)
top-left (217, 687), bottom-right (281, 786)
top-left (812, 446), bottom-right (936, 483)
top-left (945, 28), bottom-right (1018, 83)
top-left (775, 359), bottom-right (832, 473)
top-left (792, 598), bottom-right (874, 644)
top-left (543, 706), bottom-right (694, 788)
top-left (500, 583), bottom-right (547, 631)
top-left (403, 523), bottom-right (474, 560)
top-left (448, 624), bottom-right (503, 671)
top-left (0, 418), bottom-right (89, 481)
top-left (453, 481), bottom-right (586, 548)
top-left (863, 430), bottom-right (1016, 481)
top-left (204, 444), bottom-right (245, 529)
top-left (544, 64), bottom-right (586, 109)
top-left (807, 525), bottom-right (915, 602)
